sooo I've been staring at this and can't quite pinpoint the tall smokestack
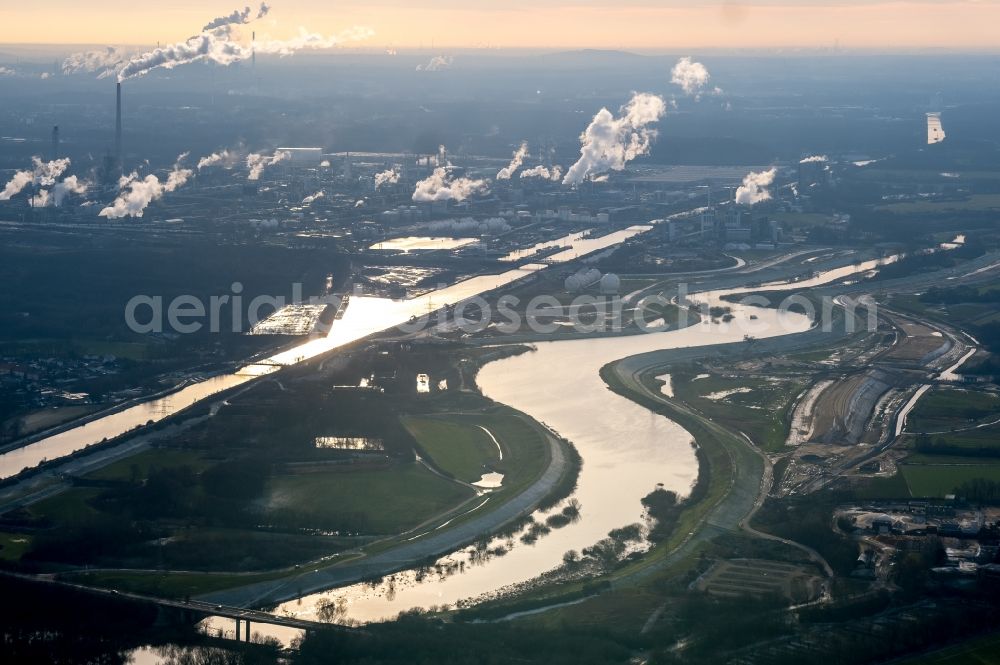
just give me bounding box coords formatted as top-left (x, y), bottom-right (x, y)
top-left (51, 125), bottom-right (59, 159)
top-left (115, 82), bottom-right (122, 173)
top-left (252, 31), bottom-right (256, 70)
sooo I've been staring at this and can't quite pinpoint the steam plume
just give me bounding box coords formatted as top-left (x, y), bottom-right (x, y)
top-left (302, 191), bottom-right (324, 204)
top-left (117, 26), bottom-right (244, 81)
top-left (671, 57), bottom-right (712, 98)
top-left (374, 167), bottom-right (400, 189)
top-left (412, 167), bottom-right (489, 202)
top-left (496, 142), bottom-right (528, 180)
top-left (29, 190), bottom-right (49, 207)
top-left (28, 176), bottom-right (89, 208)
top-left (563, 92), bottom-right (666, 186)
top-left (202, 3), bottom-right (269, 31)
top-left (416, 55), bottom-right (452, 71)
top-left (50, 176), bottom-right (89, 206)
top-left (520, 165), bottom-right (563, 182)
top-left (117, 21), bottom-right (373, 81)
top-left (246, 150), bottom-right (290, 180)
top-left (799, 155), bottom-right (828, 163)
top-left (99, 154), bottom-right (192, 218)
top-left (197, 149), bottom-right (238, 170)
top-left (252, 26), bottom-right (374, 56)
top-left (61, 47), bottom-right (131, 78)
top-left (0, 157), bottom-right (71, 200)
top-left (735, 168), bottom-right (777, 205)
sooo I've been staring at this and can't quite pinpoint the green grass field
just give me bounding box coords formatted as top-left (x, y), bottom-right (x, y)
top-left (904, 452), bottom-right (1000, 465)
top-left (890, 288), bottom-right (1000, 330)
top-left (672, 372), bottom-right (804, 452)
top-left (265, 462), bottom-right (474, 534)
top-left (471, 412), bottom-right (550, 496)
top-left (0, 532), bottom-right (32, 561)
top-left (851, 472), bottom-right (913, 500)
top-left (916, 424), bottom-right (1000, 451)
top-left (29, 488), bottom-right (103, 523)
top-left (56, 569), bottom-right (290, 599)
top-left (83, 448), bottom-right (214, 482)
top-left (898, 631), bottom-right (1000, 665)
top-left (901, 464), bottom-right (1000, 498)
top-left (403, 416), bottom-right (500, 483)
top-left (908, 388), bottom-right (1000, 433)
top-left (15, 405), bottom-right (97, 437)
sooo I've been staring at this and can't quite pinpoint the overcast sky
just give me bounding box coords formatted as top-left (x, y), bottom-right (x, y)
top-left (2, 1), bottom-right (998, 49)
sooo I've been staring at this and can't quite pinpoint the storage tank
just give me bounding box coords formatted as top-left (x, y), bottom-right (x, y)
top-left (565, 268), bottom-right (602, 293)
top-left (599, 273), bottom-right (621, 295)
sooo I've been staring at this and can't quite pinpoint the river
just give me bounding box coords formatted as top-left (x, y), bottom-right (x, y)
top-left (7, 231), bottom-right (946, 629)
top-left (270, 270), bottom-right (830, 624)
top-left (0, 225), bottom-right (659, 480)
top-left (271, 242), bottom-right (965, 623)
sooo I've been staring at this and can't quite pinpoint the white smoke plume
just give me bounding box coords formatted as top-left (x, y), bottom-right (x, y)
top-left (246, 150), bottom-right (290, 180)
top-left (197, 149), bottom-right (238, 170)
top-left (412, 167), bottom-right (489, 202)
top-left (735, 168), bottom-right (777, 205)
top-left (28, 176), bottom-right (90, 208)
top-left (117, 20), bottom-right (374, 81)
top-left (252, 26), bottom-right (374, 56)
top-left (563, 92), bottom-right (666, 186)
top-left (671, 57), bottom-right (712, 98)
top-left (0, 172), bottom-right (33, 201)
top-left (416, 55), bottom-right (453, 71)
top-left (302, 191), bottom-right (324, 204)
top-left (203, 3), bottom-right (269, 31)
top-left (0, 66), bottom-right (15, 76)
top-left (496, 142), bottom-right (529, 180)
top-left (799, 155), bottom-right (828, 163)
top-left (50, 176), bottom-right (89, 206)
top-left (520, 165), bottom-right (563, 182)
top-left (99, 155), bottom-right (192, 218)
top-left (61, 47), bottom-right (129, 78)
top-left (31, 190), bottom-right (51, 207)
top-left (0, 157), bottom-right (71, 200)
top-left (117, 26), bottom-right (244, 81)
top-left (374, 167), bottom-right (401, 190)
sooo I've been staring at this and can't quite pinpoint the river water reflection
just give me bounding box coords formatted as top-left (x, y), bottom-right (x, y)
top-left (0, 224), bottom-right (661, 479)
top-left (274, 280), bottom-right (814, 624)
top-left (3, 230), bottom-right (921, 627)
top-left (275, 243), bottom-right (962, 622)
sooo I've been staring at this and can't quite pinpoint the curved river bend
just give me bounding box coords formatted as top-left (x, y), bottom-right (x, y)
top-left (271, 269), bottom-right (875, 624)
top-left (2, 232), bottom-right (909, 628)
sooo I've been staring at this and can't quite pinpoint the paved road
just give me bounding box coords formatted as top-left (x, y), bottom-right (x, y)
top-left (0, 570), bottom-right (344, 632)
top-left (200, 423), bottom-right (568, 608)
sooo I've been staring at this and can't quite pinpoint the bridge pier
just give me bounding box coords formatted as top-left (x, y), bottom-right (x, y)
top-left (233, 617), bottom-right (251, 642)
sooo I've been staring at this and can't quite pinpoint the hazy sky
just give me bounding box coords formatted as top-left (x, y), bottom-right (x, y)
top-left (2, 1), bottom-right (998, 49)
